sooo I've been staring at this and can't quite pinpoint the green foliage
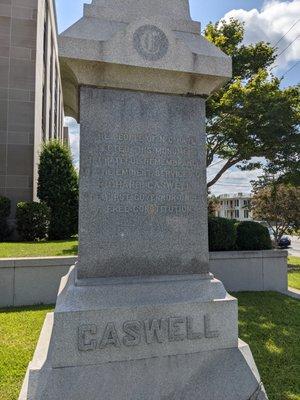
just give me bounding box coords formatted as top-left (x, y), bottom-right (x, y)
top-left (205, 19), bottom-right (275, 77)
top-left (16, 202), bottom-right (50, 242)
top-left (236, 221), bottom-right (272, 251)
top-left (208, 217), bottom-right (273, 251)
top-left (37, 140), bottom-right (78, 240)
top-left (252, 178), bottom-right (300, 242)
top-left (205, 19), bottom-right (300, 188)
top-left (0, 196), bottom-right (11, 241)
top-left (207, 195), bottom-right (220, 216)
top-left (208, 216), bottom-right (236, 251)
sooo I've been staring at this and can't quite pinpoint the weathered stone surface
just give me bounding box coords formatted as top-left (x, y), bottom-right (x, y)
top-left (78, 87), bottom-right (208, 279)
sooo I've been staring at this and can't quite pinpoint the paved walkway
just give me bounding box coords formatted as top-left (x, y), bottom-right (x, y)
top-left (284, 287), bottom-right (300, 300)
top-left (289, 236), bottom-right (300, 257)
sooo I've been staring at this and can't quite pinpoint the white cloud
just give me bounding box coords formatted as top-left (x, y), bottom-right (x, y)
top-left (223, 0), bottom-right (300, 72)
top-left (65, 117), bottom-right (80, 169)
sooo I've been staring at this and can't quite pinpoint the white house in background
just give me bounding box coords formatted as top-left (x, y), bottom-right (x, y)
top-left (216, 193), bottom-right (252, 221)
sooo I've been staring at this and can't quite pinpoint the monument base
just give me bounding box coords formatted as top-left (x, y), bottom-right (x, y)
top-left (20, 267), bottom-right (268, 400)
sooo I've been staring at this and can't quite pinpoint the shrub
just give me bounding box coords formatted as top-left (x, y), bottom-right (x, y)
top-left (37, 140), bottom-right (78, 240)
top-left (236, 221), bottom-right (272, 251)
top-left (208, 217), bottom-right (237, 251)
top-left (0, 196), bottom-right (11, 241)
top-left (16, 202), bottom-right (50, 241)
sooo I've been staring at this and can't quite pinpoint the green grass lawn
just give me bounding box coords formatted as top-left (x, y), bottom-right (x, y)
top-left (0, 239), bottom-right (78, 258)
top-left (0, 306), bottom-right (52, 400)
top-left (0, 293), bottom-right (299, 400)
top-left (288, 256), bottom-right (300, 290)
top-left (289, 272), bottom-right (300, 290)
top-left (289, 256), bottom-right (300, 268)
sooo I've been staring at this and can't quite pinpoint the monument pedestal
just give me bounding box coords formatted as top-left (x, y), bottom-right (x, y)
top-left (20, 266), bottom-right (267, 400)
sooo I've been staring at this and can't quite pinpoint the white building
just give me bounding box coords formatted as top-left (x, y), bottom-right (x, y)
top-left (216, 193), bottom-right (252, 221)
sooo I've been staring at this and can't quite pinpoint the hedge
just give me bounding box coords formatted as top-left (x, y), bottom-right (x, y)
top-left (16, 202), bottom-right (51, 242)
top-left (208, 217), bottom-right (237, 251)
top-left (236, 221), bottom-right (272, 251)
top-left (208, 217), bottom-right (272, 252)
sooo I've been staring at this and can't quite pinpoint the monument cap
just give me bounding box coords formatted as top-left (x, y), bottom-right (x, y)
top-left (59, 0), bottom-right (231, 120)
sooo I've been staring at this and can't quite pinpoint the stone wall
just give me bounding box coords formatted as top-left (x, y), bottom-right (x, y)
top-left (210, 250), bottom-right (288, 293)
top-left (0, 256), bottom-right (76, 307)
top-left (0, 250), bottom-right (287, 308)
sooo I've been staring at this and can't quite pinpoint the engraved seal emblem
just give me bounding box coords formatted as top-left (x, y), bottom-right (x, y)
top-left (133, 25), bottom-right (169, 61)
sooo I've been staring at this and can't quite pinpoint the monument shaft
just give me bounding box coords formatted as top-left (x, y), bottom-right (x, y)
top-left (78, 88), bottom-right (208, 279)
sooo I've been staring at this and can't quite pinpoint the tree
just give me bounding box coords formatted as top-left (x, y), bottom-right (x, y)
top-left (251, 178), bottom-right (300, 243)
top-left (205, 19), bottom-right (300, 188)
top-left (37, 140), bottom-right (79, 240)
top-left (207, 195), bottom-right (220, 216)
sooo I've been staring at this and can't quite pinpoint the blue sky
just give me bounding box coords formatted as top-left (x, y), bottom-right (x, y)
top-left (57, 0), bottom-right (300, 195)
top-left (56, 0), bottom-right (264, 32)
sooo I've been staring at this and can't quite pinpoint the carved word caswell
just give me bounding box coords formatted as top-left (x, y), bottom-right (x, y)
top-left (78, 315), bottom-right (220, 352)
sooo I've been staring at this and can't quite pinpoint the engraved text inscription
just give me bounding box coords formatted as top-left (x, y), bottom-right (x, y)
top-left (78, 315), bottom-right (220, 352)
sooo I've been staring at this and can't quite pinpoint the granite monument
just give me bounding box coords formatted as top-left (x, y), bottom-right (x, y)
top-left (20, 1), bottom-right (268, 399)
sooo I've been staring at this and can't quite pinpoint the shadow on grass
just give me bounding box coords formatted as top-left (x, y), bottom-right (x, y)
top-left (61, 244), bottom-right (78, 255)
top-left (235, 292), bottom-right (300, 400)
top-left (0, 304), bottom-right (54, 314)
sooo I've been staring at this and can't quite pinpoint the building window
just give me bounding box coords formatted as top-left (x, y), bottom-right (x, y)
top-left (235, 210), bottom-right (240, 219)
top-left (244, 210), bottom-right (249, 219)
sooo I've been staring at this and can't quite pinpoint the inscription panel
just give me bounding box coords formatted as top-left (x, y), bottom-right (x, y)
top-left (78, 88), bottom-right (208, 279)
top-left (51, 298), bottom-right (238, 368)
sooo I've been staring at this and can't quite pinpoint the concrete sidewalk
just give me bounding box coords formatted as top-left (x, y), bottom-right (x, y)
top-left (289, 237), bottom-right (300, 257)
top-left (284, 287), bottom-right (300, 300)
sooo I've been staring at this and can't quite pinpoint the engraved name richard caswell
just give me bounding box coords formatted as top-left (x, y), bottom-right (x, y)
top-left (133, 25), bottom-right (169, 61)
top-left (78, 315), bottom-right (219, 352)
